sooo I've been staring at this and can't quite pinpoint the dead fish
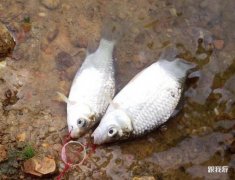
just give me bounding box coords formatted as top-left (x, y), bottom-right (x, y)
top-left (92, 58), bottom-right (195, 144)
top-left (63, 38), bottom-right (116, 138)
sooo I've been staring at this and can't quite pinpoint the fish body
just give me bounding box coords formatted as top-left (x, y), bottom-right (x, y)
top-left (92, 58), bottom-right (195, 144)
top-left (67, 39), bottom-right (115, 138)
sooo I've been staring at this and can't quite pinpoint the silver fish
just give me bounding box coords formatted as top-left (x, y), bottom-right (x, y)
top-left (67, 38), bottom-right (115, 138)
top-left (92, 58), bottom-right (195, 144)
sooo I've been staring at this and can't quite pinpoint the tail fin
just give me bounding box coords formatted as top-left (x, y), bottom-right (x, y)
top-left (86, 18), bottom-right (127, 54)
top-left (101, 20), bottom-right (124, 43)
top-left (158, 58), bottom-right (196, 81)
top-left (95, 19), bottom-right (129, 54)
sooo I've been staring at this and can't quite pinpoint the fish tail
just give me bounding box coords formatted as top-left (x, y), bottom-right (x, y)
top-left (92, 20), bottom-right (127, 57)
top-left (158, 58), bottom-right (197, 81)
top-left (100, 16), bottom-right (131, 46)
top-left (98, 38), bottom-right (116, 52)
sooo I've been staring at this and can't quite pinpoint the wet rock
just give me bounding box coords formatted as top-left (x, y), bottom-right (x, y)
top-left (0, 22), bottom-right (15, 58)
top-left (147, 132), bottom-right (233, 170)
top-left (0, 145), bottom-right (7, 162)
top-left (35, 157), bottom-right (56, 175)
top-left (224, 75), bottom-right (235, 94)
top-left (23, 158), bottom-right (42, 176)
top-left (186, 70), bottom-right (214, 104)
top-left (213, 75), bottom-right (235, 112)
top-left (55, 51), bottom-right (74, 70)
top-left (40, 0), bottom-right (61, 10)
top-left (23, 157), bottom-right (56, 176)
top-left (213, 39), bottom-right (224, 50)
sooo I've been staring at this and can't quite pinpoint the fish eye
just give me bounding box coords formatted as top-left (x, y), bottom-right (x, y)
top-left (108, 127), bottom-right (117, 137)
top-left (77, 118), bottom-right (86, 127)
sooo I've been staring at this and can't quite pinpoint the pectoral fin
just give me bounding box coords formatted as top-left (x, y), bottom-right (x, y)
top-left (56, 91), bottom-right (76, 105)
top-left (105, 94), bottom-right (120, 109)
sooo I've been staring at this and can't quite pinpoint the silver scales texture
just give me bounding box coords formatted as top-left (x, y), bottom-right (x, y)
top-left (107, 60), bottom-right (183, 136)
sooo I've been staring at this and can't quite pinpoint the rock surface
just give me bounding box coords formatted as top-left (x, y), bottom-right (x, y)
top-left (23, 157), bottom-right (56, 176)
top-left (0, 22), bottom-right (15, 58)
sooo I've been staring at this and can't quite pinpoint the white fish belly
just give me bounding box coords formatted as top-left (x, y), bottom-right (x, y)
top-left (68, 67), bottom-right (115, 117)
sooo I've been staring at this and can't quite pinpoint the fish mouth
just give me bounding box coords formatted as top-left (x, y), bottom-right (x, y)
top-left (92, 127), bottom-right (104, 145)
top-left (70, 128), bottom-right (85, 139)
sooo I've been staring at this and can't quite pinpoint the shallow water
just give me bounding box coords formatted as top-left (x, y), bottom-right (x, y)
top-left (0, 0), bottom-right (235, 179)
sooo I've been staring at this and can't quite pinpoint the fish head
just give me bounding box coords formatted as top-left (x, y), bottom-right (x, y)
top-left (67, 103), bottom-right (96, 138)
top-left (92, 109), bottom-right (133, 144)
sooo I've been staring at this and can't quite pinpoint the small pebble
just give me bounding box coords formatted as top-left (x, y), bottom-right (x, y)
top-left (196, 53), bottom-right (207, 60)
top-left (55, 51), bottom-right (74, 70)
top-left (47, 28), bottom-right (59, 42)
top-left (133, 176), bottom-right (155, 180)
top-left (214, 107), bottom-right (219, 115)
top-left (41, 0), bottom-right (61, 10)
top-left (49, 127), bottom-right (56, 132)
top-left (213, 39), bottom-right (224, 50)
top-left (169, 8), bottom-right (177, 16)
top-left (0, 22), bottom-right (16, 58)
top-left (38, 12), bottom-right (46, 17)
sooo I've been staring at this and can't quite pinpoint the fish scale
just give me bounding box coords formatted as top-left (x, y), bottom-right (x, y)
top-left (92, 58), bottom-right (195, 144)
top-left (132, 85), bottom-right (181, 135)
